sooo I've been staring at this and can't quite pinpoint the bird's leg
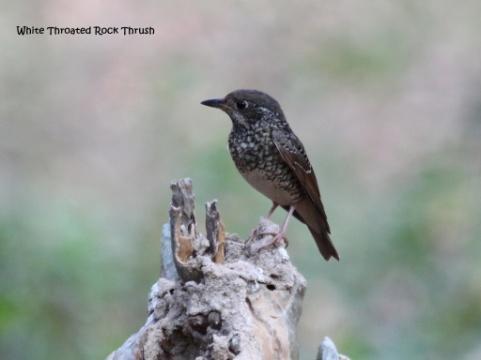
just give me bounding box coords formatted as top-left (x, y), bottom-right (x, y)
top-left (248, 202), bottom-right (279, 241)
top-left (266, 202), bottom-right (279, 219)
top-left (272, 206), bottom-right (294, 245)
top-left (250, 206), bottom-right (294, 251)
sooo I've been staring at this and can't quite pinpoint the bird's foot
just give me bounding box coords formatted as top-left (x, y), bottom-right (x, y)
top-left (272, 231), bottom-right (289, 247)
top-left (248, 231), bottom-right (288, 253)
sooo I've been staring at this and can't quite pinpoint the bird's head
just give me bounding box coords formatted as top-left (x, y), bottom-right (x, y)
top-left (201, 89), bottom-right (285, 129)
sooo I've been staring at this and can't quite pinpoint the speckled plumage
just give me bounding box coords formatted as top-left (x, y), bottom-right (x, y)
top-left (201, 90), bottom-right (339, 261)
top-left (228, 111), bottom-right (304, 205)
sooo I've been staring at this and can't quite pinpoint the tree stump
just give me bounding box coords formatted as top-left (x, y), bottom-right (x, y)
top-left (107, 178), bottom-right (347, 360)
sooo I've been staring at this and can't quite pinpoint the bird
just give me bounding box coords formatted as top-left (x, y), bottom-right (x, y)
top-left (201, 89), bottom-right (339, 261)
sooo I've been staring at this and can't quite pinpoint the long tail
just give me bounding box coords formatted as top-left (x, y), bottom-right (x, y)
top-left (292, 198), bottom-right (339, 261)
top-left (306, 226), bottom-right (339, 261)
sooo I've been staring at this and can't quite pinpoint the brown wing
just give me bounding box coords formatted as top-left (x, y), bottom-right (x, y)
top-left (272, 128), bottom-right (330, 233)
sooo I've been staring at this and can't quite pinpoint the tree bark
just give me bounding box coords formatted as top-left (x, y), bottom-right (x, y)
top-left (107, 178), bottom-right (347, 360)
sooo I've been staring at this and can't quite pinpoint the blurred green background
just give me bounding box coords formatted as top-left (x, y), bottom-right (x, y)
top-left (1, 1), bottom-right (481, 359)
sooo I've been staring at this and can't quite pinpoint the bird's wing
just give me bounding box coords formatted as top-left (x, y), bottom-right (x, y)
top-left (272, 128), bottom-right (330, 232)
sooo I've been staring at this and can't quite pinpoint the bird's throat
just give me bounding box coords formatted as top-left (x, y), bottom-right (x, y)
top-left (229, 112), bottom-right (249, 129)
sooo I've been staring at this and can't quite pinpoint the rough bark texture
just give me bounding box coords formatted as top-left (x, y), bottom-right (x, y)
top-left (107, 178), bottom-right (348, 360)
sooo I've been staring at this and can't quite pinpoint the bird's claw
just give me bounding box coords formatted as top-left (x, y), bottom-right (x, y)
top-left (248, 230), bottom-right (288, 253)
top-left (272, 232), bottom-right (288, 247)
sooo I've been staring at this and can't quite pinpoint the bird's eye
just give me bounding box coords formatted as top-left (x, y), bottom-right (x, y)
top-left (236, 100), bottom-right (248, 110)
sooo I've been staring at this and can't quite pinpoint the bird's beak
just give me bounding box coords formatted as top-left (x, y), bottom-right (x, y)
top-left (201, 98), bottom-right (227, 110)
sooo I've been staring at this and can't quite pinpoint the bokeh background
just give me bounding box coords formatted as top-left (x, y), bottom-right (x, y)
top-left (1, 1), bottom-right (481, 359)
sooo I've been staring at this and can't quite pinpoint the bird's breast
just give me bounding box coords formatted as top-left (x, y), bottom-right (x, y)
top-left (228, 130), bottom-right (303, 205)
top-left (228, 130), bottom-right (272, 172)
top-left (241, 169), bottom-right (298, 206)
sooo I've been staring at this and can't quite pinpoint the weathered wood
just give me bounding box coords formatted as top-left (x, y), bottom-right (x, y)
top-left (316, 337), bottom-right (350, 360)
top-left (169, 178), bottom-right (203, 282)
top-left (107, 178), bottom-right (348, 360)
top-left (205, 200), bottom-right (225, 263)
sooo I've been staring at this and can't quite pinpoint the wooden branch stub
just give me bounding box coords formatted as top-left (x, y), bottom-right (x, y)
top-left (205, 200), bottom-right (225, 263)
top-left (169, 179), bottom-right (226, 281)
top-left (316, 337), bottom-right (351, 360)
top-left (169, 178), bottom-right (202, 282)
top-left (170, 178), bottom-right (196, 226)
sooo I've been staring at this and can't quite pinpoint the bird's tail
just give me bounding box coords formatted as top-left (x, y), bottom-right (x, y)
top-left (307, 226), bottom-right (339, 261)
top-left (293, 198), bottom-right (339, 261)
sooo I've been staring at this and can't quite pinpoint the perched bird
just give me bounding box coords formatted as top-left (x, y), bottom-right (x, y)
top-left (201, 90), bottom-right (339, 261)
